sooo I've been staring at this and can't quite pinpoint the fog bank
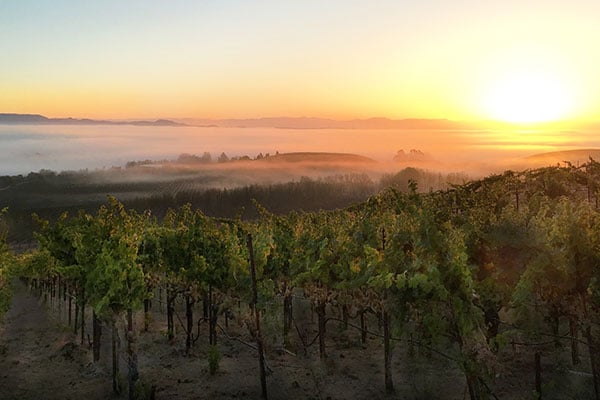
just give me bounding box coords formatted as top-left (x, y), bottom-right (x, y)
top-left (1, 124), bottom-right (598, 176)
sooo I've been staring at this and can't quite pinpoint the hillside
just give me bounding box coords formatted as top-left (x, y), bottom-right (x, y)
top-left (260, 152), bottom-right (376, 164)
top-left (524, 148), bottom-right (600, 166)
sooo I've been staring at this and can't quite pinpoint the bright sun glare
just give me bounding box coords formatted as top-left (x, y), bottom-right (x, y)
top-left (483, 69), bottom-right (574, 124)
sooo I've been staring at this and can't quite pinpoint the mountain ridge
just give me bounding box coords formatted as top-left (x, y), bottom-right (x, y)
top-left (0, 113), bottom-right (186, 127)
top-left (177, 116), bottom-right (473, 130)
top-left (0, 113), bottom-right (473, 129)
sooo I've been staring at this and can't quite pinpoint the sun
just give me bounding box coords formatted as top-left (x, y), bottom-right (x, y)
top-left (483, 69), bottom-right (574, 124)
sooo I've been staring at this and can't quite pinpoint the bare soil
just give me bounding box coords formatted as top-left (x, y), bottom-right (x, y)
top-left (0, 281), bottom-right (595, 400)
top-left (0, 280), bottom-right (111, 400)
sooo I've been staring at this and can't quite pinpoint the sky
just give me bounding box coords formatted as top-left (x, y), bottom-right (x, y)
top-left (2, 0), bottom-right (600, 122)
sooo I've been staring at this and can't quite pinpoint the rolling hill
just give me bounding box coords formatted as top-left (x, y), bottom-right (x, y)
top-left (524, 149), bottom-right (600, 166)
top-left (259, 152), bottom-right (376, 164)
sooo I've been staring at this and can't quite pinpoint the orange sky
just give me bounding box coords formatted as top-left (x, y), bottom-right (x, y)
top-left (2, 1), bottom-right (600, 123)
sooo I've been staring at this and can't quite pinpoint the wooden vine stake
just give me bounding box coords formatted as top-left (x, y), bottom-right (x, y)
top-left (247, 233), bottom-right (268, 400)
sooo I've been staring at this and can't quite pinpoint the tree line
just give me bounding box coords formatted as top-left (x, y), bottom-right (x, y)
top-left (1, 168), bottom-right (467, 242)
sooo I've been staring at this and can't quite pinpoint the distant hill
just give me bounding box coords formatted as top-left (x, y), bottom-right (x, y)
top-left (0, 113), bottom-right (186, 127)
top-left (128, 119), bottom-right (185, 127)
top-left (0, 113), bottom-right (484, 130)
top-left (260, 152), bottom-right (376, 163)
top-left (1, 114), bottom-right (478, 130)
top-left (177, 117), bottom-right (473, 130)
top-left (0, 114), bottom-right (50, 123)
top-left (525, 149), bottom-right (600, 166)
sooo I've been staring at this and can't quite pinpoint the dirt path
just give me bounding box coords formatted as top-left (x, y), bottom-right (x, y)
top-left (0, 280), bottom-right (112, 400)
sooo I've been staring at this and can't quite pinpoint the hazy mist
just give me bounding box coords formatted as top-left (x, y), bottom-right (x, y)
top-left (1, 124), bottom-right (598, 177)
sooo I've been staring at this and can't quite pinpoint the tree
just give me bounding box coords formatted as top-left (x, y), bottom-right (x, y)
top-left (217, 152), bottom-right (230, 163)
top-left (201, 152), bottom-right (212, 163)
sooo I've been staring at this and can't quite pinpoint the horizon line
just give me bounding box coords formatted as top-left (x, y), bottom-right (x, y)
top-left (1, 112), bottom-right (597, 128)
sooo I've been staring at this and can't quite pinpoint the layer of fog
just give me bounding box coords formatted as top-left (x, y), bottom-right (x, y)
top-left (1, 124), bottom-right (598, 178)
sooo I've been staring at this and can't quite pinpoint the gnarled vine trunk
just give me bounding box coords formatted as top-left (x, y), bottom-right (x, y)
top-left (383, 309), bottom-right (394, 394)
top-left (247, 233), bottom-right (268, 400)
top-left (166, 286), bottom-right (175, 341)
top-left (143, 298), bottom-right (151, 332)
top-left (93, 311), bottom-right (102, 362)
top-left (80, 286), bottom-right (85, 345)
top-left (282, 282), bottom-right (293, 347)
top-left (185, 294), bottom-right (194, 353)
top-left (127, 309), bottom-right (139, 400)
top-left (360, 309), bottom-right (367, 345)
top-left (586, 327), bottom-right (599, 400)
top-left (570, 317), bottom-right (580, 365)
top-left (316, 300), bottom-right (327, 360)
top-left (112, 319), bottom-right (121, 395)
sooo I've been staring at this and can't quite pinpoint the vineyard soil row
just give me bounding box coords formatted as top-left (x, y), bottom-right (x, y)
top-left (1, 279), bottom-right (592, 399)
